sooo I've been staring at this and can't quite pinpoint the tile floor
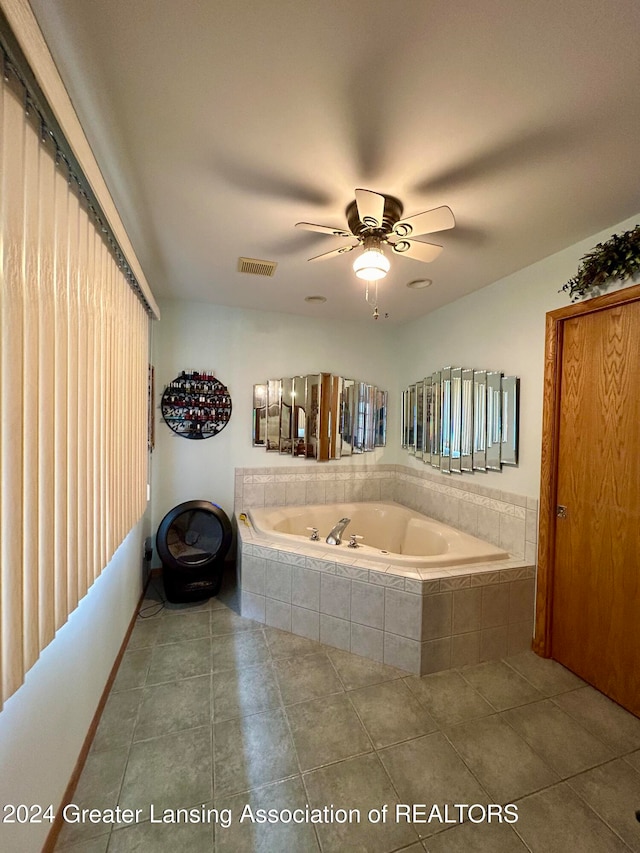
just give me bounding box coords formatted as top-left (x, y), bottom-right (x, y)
top-left (55, 574), bottom-right (640, 852)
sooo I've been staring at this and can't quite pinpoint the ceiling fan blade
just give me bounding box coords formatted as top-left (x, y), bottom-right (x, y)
top-left (389, 239), bottom-right (443, 263)
top-left (392, 205), bottom-right (455, 238)
top-left (296, 222), bottom-right (352, 238)
top-left (308, 242), bottom-right (359, 262)
top-left (355, 188), bottom-right (385, 228)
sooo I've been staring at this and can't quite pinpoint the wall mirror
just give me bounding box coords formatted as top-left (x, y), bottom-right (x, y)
top-left (252, 384), bottom-right (267, 446)
top-left (415, 380), bottom-right (424, 460)
top-left (292, 375), bottom-right (307, 456)
top-left (253, 373), bottom-right (387, 462)
top-left (440, 368), bottom-right (451, 473)
top-left (279, 377), bottom-right (293, 454)
top-left (422, 378), bottom-right (432, 464)
top-left (404, 366), bottom-right (519, 473)
top-left (501, 376), bottom-right (520, 466)
top-left (407, 384), bottom-right (416, 455)
top-left (450, 367), bottom-right (462, 474)
top-left (430, 371), bottom-right (441, 469)
top-left (473, 370), bottom-right (487, 471)
top-left (486, 371), bottom-right (502, 471)
top-left (461, 368), bottom-right (474, 472)
top-left (266, 379), bottom-right (281, 451)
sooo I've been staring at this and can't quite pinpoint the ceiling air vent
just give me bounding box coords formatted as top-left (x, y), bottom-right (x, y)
top-left (237, 257), bottom-right (277, 277)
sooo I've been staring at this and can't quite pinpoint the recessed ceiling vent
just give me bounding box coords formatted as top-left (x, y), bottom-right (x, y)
top-left (237, 257), bottom-right (277, 277)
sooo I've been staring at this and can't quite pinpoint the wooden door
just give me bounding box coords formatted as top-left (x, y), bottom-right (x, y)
top-left (536, 289), bottom-right (640, 717)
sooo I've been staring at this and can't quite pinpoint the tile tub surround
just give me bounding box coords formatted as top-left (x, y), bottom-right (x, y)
top-left (236, 519), bottom-right (535, 676)
top-left (235, 463), bottom-right (539, 566)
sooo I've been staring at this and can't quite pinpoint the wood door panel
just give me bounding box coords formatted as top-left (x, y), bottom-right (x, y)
top-left (551, 302), bottom-right (640, 716)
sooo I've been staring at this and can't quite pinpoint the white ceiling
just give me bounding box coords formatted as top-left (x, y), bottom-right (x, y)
top-left (27, 0), bottom-right (640, 324)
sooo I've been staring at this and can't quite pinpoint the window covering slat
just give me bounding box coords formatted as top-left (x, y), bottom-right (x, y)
top-left (0, 55), bottom-right (150, 708)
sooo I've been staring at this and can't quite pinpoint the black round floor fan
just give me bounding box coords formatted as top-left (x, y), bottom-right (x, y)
top-left (156, 500), bottom-right (232, 603)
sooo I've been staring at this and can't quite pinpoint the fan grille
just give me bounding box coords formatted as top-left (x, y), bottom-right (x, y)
top-left (237, 257), bottom-right (277, 277)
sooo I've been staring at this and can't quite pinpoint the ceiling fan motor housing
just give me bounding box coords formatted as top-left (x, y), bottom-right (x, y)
top-left (346, 195), bottom-right (403, 239)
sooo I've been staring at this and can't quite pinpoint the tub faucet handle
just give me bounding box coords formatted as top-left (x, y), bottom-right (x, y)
top-left (306, 527), bottom-right (320, 541)
top-left (347, 534), bottom-right (363, 548)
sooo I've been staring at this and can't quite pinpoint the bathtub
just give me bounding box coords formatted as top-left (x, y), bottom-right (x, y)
top-left (247, 502), bottom-right (509, 568)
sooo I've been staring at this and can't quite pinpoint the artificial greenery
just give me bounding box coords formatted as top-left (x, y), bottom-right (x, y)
top-left (561, 224), bottom-right (640, 301)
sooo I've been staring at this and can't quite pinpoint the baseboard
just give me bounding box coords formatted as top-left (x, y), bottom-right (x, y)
top-left (42, 576), bottom-right (152, 852)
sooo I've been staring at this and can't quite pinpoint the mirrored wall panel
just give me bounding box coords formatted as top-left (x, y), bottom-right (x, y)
top-left (501, 376), bottom-right (520, 466)
top-left (252, 384), bottom-right (267, 446)
top-left (486, 371), bottom-right (502, 471)
top-left (253, 373), bottom-right (387, 462)
top-left (461, 368), bottom-right (474, 472)
top-left (403, 367), bottom-right (519, 473)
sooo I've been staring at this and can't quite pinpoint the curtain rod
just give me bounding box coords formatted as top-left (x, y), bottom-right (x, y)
top-left (0, 7), bottom-right (155, 317)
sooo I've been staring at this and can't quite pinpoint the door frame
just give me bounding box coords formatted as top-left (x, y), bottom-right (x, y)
top-left (534, 280), bottom-right (640, 656)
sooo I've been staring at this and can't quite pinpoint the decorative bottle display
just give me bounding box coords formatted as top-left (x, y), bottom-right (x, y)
top-left (161, 370), bottom-right (232, 440)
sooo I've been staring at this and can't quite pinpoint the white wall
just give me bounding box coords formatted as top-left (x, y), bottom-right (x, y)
top-left (152, 212), bottom-right (639, 524)
top-left (151, 302), bottom-right (398, 532)
top-left (396, 212), bottom-right (640, 497)
top-left (0, 520), bottom-right (147, 853)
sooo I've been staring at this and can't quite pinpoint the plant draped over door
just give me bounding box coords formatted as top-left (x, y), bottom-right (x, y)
top-left (561, 224), bottom-right (640, 301)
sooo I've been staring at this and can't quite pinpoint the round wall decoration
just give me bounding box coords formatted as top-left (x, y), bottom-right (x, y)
top-left (161, 370), bottom-right (232, 440)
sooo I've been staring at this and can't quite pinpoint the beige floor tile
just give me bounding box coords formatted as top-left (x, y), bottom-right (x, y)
top-left (501, 698), bottom-right (614, 778)
top-left (215, 777), bottom-right (320, 853)
top-left (213, 708), bottom-right (298, 797)
top-left (424, 819), bottom-right (529, 852)
top-left (444, 715), bottom-right (558, 802)
top-left (567, 757), bottom-right (640, 850)
top-left (348, 680), bottom-right (437, 748)
top-left (286, 693), bottom-right (372, 771)
top-left (514, 782), bottom-right (630, 853)
top-left (504, 650), bottom-right (586, 695)
top-left (404, 670), bottom-right (494, 726)
top-left (552, 686), bottom-right (640, 755)
top-left (327, 647), bottom-right (405, 689)
top-left (134, 675), bottom-right (211, 740)
top-left (303, 752), bottom-right (420, 852)
top-left (212, 661), bottom-right (282, 722)
top-left (459, 659), bottom-right (544, 710)
top-left (378, 733), bottom-right (490, 839)
top-left (274, 652), bottom-right (344, 704)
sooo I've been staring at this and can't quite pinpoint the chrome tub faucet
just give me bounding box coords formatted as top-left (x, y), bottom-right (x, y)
top-left (325, 517), bottom-right (351, 545)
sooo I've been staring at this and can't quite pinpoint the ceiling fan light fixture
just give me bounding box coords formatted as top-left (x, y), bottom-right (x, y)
top-left (353, 237), bottom-right (390, 281)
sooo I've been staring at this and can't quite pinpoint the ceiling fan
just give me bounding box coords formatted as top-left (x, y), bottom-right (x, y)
top-left (296, 189), bottom-right (455, 281)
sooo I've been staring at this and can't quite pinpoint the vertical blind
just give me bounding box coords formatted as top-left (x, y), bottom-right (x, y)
top-left (0, 50), bottom-right (151, 707)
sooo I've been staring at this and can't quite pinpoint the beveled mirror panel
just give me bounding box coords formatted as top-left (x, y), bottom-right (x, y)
top-left (461, 368), bottom-right (474, 472)
top-left (501, 375), bottom-right (520, 466)
top-left (422, 378), bottom-right (432, 464)
top-left (252, 384), bottom-right (267, 446)
top-left (279, 377), bottom-right (293, 454)
top-left (375, 389), bottom-right (387, 447)
top-left (342, 379), bottom-right (355, 456)
top-left (266, 379), bottom-right (281, 451)
top-left (415, 380), bottom-right (424, 459)
top-left (292, 375), bottom-right (307, 456)
top-left (305, 374), bottom-right (321, 459)
top-left (473, 370), bottom-right (487, 471)
top-left (486, 371), bottom-right (502, 471)
top-left (403, 389), bottom-right (410, 448)
top-left (440, 368), bottom-right (451, 473)
top-left (408, 384), bottom-right (417, 455)
top-left (365, 384), bottom-right (377, 451)
top-left (430, 371), bottom-right (441, 469)
top-left (450, 368), bottom-right (462, 474)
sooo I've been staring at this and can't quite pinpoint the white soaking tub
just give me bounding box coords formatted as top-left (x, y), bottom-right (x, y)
top-left (247, 502), bottom-right (509, 569)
